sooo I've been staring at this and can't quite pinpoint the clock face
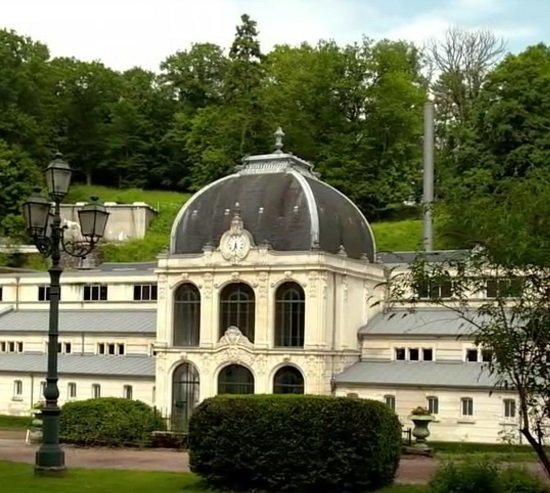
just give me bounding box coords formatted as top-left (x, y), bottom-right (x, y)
top-left (228, 235), bottom-right (246, 254)
top-left (221, 233), bottom-right (250, 260)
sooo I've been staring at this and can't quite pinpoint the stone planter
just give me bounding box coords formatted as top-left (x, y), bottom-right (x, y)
top-left (29, 411), bottom-right (43, 444)
top-left (410, 414), bottom-right (433, 449)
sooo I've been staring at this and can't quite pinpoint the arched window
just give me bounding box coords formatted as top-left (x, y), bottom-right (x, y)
top-left (218, 364), bottom-right (254, 394)
top-left (173, 284), bottom-right (201, 346)
top-left (219, 283), bottom-right (255, 342)
top-left (275, 282), bottom-right (305, 347)
top-left (273, 366), bottom-right (304, 394)
top-left (172, 362), bottom-right (200, 431)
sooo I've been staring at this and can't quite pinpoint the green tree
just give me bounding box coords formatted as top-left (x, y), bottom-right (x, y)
top-left (185, 14), bottom-right (271, 189)
top-left (49, 57), bottom-right (123, 185)
top-left (225, 13), bottom-right (268, 155)
top-left (106, 68), bottom-right (180, 189)
top-left (0, 140), bottom-right (41, 237)
top-left (160, 43), bottom-right (228, 111)
top-left (442, 44), bottom-right (550, 247)
top-left (0, 29), bottom-right (53, 162)
top-left (263, 39), bottom-right (427, 218)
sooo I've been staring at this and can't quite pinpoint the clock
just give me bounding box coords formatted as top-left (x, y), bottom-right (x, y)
top-left (221, 233), bottom-right (251, 261)
top-left (219, 206), bottom-right (254, 261)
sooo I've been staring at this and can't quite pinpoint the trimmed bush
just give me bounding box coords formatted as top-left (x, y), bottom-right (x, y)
top-left (188, 394), bottom-right (402, 493)
top-left (429, 460), bottom-right (549, 493)
top-left (60, 398), bottom-right (165, 447)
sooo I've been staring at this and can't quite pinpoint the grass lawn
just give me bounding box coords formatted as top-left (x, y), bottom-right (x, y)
top-left (0, 414), bottom-right (30, 429)
top-left (432, 441), bottom-right (545, 463)
top-left (0, 460), bottom-right (425, 493)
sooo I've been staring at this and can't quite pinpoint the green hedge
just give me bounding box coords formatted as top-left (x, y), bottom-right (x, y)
top-left (188, 394), bottom-right (402, 493)
top-left (60, 398), bottom-right (165, 447)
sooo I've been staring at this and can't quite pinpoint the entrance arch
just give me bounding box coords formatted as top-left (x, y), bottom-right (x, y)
top-left (171, 362), bottom-right (200, 431)
top-left (217, 364), bottom-right (254, 394)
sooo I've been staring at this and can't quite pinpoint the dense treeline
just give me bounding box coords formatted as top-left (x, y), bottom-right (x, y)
top-left (1, 15), bottom-right (549, 251)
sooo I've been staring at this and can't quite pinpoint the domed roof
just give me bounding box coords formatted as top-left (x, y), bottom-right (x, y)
top-left (170, 129), bottom-right (376, 261)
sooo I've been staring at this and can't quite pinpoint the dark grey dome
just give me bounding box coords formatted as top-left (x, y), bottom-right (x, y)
top-left (170, 147), bottom-right (376, 260)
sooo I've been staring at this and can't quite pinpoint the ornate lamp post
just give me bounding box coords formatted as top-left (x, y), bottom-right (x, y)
top-left (23, 153), bottom-right (109, 475)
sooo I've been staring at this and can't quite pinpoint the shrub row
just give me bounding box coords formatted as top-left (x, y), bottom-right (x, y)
top-left (430, 460), bottom-right (549, 493)
top-left (60, 398), bottom-right (165, 447)
top-left (188, 394), bottom-right (402, 493)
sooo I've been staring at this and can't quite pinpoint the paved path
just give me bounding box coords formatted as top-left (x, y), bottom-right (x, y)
top-left (0, 434), bottom-right (546, 484)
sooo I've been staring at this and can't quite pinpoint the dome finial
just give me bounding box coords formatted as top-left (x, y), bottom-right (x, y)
top-left (274, 127), bottom-right (285, 154)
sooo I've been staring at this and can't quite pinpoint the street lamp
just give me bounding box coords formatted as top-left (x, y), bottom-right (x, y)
top-left (23, 153), bottom-right (109, 475)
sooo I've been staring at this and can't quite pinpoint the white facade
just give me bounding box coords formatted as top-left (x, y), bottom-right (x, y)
top-left (0, 144), bottom-right (523, 444)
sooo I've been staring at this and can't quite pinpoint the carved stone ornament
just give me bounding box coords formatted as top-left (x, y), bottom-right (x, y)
top-left (217, 326), bottom-right (254, 348)
top-left (219, 204), bottom-right (254, 263)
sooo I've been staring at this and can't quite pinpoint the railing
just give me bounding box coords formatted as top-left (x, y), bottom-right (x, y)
top-left (402, 427), bottom-right (412, 446)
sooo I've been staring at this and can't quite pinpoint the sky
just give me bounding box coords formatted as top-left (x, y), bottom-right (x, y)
top-left (1, 0), bottom-right (548, 71)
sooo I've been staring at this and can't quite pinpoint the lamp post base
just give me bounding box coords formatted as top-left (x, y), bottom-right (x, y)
top-left (34, 447), bottom-right (66, 476)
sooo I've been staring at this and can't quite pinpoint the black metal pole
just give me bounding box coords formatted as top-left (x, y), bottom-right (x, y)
top-left (35, 199), bottom-right (65, 475)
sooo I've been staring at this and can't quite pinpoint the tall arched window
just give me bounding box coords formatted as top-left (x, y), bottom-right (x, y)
top-left (173, 284), bottom-right (201, 346)
top-left (219, 283), bottom-right (255, 342)
top-left (275, 282), bottom-right (305, 347)
top-left (218, 364), bottom-right (254, 394)
top-left (273, 366), bottom-right (304, 394)
top-left (172, 362), bottom-right (200, 431)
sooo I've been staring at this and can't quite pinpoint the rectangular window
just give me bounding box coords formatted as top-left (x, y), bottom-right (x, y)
top-left (486, 278), bottom-right (522, 298)
top-left (417, 280), bottom-right (453, 299)
top-left (118, 343), bottom-right (125, 355)
top-left (16, 342), bottom-right (23, 353)
top-left (466, 349), bottom-right (479, 362)
top-left (64, 342), bottom-right (72, 354)
top-left (123, 385), bottom-right (133, 399)
top-left (0, 341), bottom-right (5, 352)
top-left (427, 396), bottom-right (439, 415)
top-left (0, 286), bottom-right (3, 301)
top-left (84, 284), bottom-right (108, 301)
top-left (504, 399), bottom-right (516, 418)
top-left (8, 341), bottom-right (15, 352)
top-left (133, 284), bottom-right (158, 301)
top-left (395, 348), bottom-right (406, 360)
top-left (409, 348), bottom-right (419, 361)
top-left (13, 380), bottom-right (23, 396)
top-left (108, 343), bottom-right (116, 355)
top-left (98, 343), bottom-right (105, 355)
top-left (422, 348), bottom-right (433, 361)
top-left (68, 382), bottom-right (77, 398)
top-left (481, 349), bottom-right (493, 362)
top-left (461, 397), bottom-right (474, 416)
top-left (384, 395), bottom-right (396, 411)
top-left (92, 384), bottom-right (101, 398)
top-left (38, 286), bottom-right (50, 301)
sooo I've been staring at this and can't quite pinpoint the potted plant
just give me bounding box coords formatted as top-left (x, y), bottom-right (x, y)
top-left (28, 400), bottom-right (44, 444)
top-left (408, 406), bottom-right (434, 449)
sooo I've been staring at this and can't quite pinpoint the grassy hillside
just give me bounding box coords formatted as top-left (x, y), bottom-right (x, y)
top-left (40, 186), bottom-right (443, 263)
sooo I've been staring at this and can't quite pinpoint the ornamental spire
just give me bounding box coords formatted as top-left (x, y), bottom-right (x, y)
top-left (274, 127), bottom-right (285, 154)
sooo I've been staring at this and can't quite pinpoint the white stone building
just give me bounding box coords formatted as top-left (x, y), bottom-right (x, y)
top-left (0, 142), bottom-right (522, 443)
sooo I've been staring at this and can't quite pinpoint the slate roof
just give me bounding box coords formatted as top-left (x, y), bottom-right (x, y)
top-left (377, 250), bottom-right (469, 265)
top-left (0, 353), bottom-right (154, 377)
top-left (334, 360), bottom-right (498, 389)
top-left (0, 309), bottom-right (156, 334)
top-left (360, 308), bottom-right (485, 337)
top-left (170, 151), bottom-right (376, 260)
top-left (96, 262), bottom-right (157, 272)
